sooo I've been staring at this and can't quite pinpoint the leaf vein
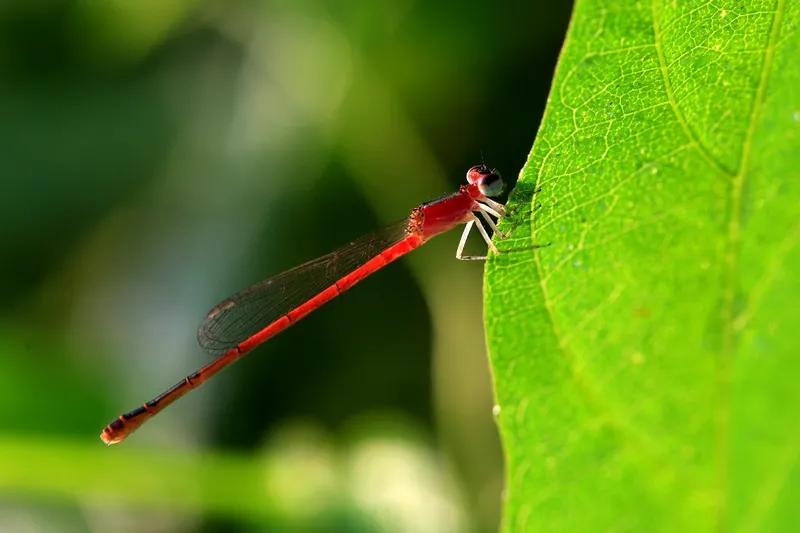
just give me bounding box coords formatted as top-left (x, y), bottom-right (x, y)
top-left (651, 0), bottom-right (737, 177)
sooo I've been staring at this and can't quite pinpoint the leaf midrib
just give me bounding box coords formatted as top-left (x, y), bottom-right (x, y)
top-left (718, 0), bottom-right (786, 529)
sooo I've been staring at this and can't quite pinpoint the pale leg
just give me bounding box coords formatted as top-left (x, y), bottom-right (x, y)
top-left (456, 214), bottom-right (500, 261)
top-left (482, 198), bottom-right (506, 216)
top-left (472, 212), bottom-right (499, 254)
top-left (478, 206), bottom-right (505, 239)
top-left (456, 220), bottom-right (485, 261)
top-left (476, 202), bottom-right (503, 219)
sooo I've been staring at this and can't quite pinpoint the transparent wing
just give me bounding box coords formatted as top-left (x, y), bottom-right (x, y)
top-left (197, 220), bottom-right (411, 357)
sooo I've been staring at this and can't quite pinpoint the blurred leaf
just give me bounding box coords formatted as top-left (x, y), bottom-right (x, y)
top-left (0, 436), bottom-right (267, 516)
top-left (0, 76), bottom-right (173, 300)
top-left (486, 0), bottom-right (799, 531)
top-left (68, 0), bottom-right (199, 66)
top-left (0, 327), bottom-right (112, 437)
top-left (0, 429), bottom-right (458, 532)
top-left (0, 434), bottom-right (367, 530)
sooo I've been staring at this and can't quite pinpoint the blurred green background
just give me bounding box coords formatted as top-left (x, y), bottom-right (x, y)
top-left (0, 1), bottom-right (570, 531)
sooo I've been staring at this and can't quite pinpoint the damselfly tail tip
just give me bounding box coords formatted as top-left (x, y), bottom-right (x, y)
top-left (100, 418), bottom-right (126, 446)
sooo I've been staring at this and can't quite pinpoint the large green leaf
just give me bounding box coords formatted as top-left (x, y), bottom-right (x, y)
top-left (485, 0), bottom-right (799, 530)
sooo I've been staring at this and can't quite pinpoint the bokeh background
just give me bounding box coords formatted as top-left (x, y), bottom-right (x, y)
top-left (0, 1), bottom-right (570, 531)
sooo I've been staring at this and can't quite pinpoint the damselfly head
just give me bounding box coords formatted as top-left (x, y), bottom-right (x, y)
top-left (466, 164), bottom-right (504, 198)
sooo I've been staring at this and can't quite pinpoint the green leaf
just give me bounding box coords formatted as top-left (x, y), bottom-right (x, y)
top-left (485, 0), bottom-right (799, 530)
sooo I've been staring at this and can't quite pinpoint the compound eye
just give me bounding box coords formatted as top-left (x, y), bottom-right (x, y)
top-left (466, 164), bottom-right (490, 184)
top-left (478, 172), bottom-right (504, 197)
